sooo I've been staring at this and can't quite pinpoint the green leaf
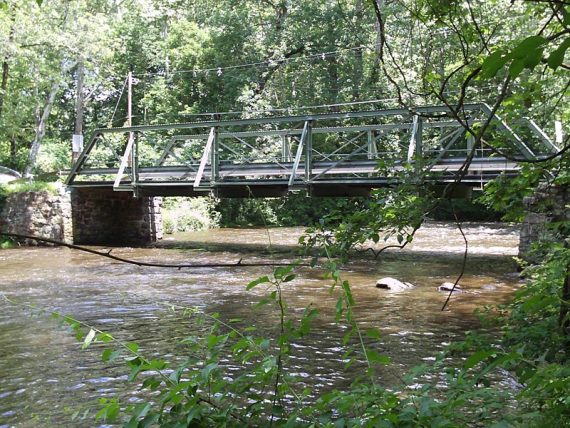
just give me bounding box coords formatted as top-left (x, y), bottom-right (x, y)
top-left (366, 349), bottom-right (391, 365)
top-left (142, 377), bottom-right (162, 390)
top-left (480, 50), bottom-right (508, 79)
top-left (246, 275), bottom-right (270, 290)
top-left (97, 333), bottom-right (113, 343)
top-left (274, 265), bottom-right (293, 279)
top-left (547, 37), bottom-right (570, 70)
top-left (82, 329), bottom-right (96, 350)
top-left (131, 402), bottom-right (151, 419)
top-left (207, 334), bottom-right (219, 348)
top-left (95, 400), bottom-right (120, 422)
top-left (283, 274), bottom-right (296, 282)
top-left (511, 36), bottom-right (547, 59)
top-left (126, 342), bottom-right (139, 353)
top-left (201, 362), bottom-right (218, 380)
top-left (509, 58), bottom-right (525, 79)
top-left (335, 296), bottom-right (344, 322)
top-left (365, 328), bottom-right (382, 340)
top-left (102, 349), bottom-right (121, 362)
top-left (464, 350), bottom-right (495, 369)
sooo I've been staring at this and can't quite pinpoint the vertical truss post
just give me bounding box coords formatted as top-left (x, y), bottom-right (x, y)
top-left (367, 130), bottom-right (377, 160)
top-left (281, 135), bottom-right (291, 162)
top-left (132, 132), bottom-right (139, 197)
top-left (367, 131), bottom-right (378, 159)
top-left (211, 127), bottom-right (219, 183)
top-left (407, 115), bottom-right (419, 162)
top-left (304, 120), bottom-right (313, 182)
top-left (466, 134), bottom-right (474, 156)
top-left (415, 116), bottom-right (423, 160)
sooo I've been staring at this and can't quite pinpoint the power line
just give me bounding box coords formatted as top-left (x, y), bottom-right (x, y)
top-left (176, 98), bottom-right (401, 118)
top-left (133, 42), bottom-right (381, 78)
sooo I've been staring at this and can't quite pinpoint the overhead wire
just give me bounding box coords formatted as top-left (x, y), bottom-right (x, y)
top-left (120, 39), bottom-right (506, 125)
top-left (176, 98), bottom-right (401, 118)
top-left (107, 76), bottom-right (128, 126)
top-left (132, 42), bottom-right (382, 78)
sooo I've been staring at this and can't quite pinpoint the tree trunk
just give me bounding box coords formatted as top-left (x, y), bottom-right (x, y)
top-left (0, 17), bottom-right (15, 120)
top-left (369, 0), bottom-right (385, 89)
top-left (0, 60), bottom-right (9, 118)
top-left (352, 0), bottom-right (364, 101)
top-left (24, 80), bottom-right (60, 177)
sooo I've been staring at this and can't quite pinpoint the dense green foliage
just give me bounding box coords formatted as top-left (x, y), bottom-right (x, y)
top-left (0, 0), bottom-right (569, 426)
top-left (1, 0), bottom-right (567, 175)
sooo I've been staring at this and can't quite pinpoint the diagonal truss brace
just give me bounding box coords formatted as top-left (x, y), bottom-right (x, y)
top-left (288, 121), bottom-right (310, 188)
top-left (480, 103), bottom-right (535, 159)
top-left (113, 133), bottom-right (135, 191)
top-left (193, 127), bottom-right (216, 189)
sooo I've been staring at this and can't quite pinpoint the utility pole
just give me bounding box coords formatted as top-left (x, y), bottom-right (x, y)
top-left (127, 69), bottom-right (132, 128)
top-left (72, 60), bottom-right (85, 164)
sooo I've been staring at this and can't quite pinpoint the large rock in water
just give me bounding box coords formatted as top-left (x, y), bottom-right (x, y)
top-left (438, 282), bottom-right (462, 292)
top-left (375, 277), bottom-right (414, 291)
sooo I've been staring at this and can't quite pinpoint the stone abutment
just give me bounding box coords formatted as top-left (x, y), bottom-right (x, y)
top-left (519, 184), bottom-right (570, 262)
top-left (1, 186), bottom-right (162, 246)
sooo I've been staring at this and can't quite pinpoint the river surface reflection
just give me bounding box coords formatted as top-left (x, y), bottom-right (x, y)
top-left (0, 222), bottom-right (521, 426)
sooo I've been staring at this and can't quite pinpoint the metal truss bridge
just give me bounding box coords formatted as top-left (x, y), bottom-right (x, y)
top-left (65, 103), bottom-right (557, 197)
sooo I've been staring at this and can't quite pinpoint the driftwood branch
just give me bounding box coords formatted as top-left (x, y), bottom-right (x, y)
top-left (0, 232), bottom-right (308, 269)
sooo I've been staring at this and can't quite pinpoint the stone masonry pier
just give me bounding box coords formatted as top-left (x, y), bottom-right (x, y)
top-left (71, 188), bottom-right (162, 246)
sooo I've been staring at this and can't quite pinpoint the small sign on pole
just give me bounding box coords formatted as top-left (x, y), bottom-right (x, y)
top-left (72, 134), bottom-right (84, 153)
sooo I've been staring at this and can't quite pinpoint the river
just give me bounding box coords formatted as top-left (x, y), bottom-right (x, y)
top-left (0, 222), bottom-right (521, 426)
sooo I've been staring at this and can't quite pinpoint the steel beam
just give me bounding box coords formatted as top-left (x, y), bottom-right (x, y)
top-left (525, 118), bottom-right (559, 153)
top-left (281, 136), bottom-right (290, 162)
top-left (93, 104), bottom-right (484, 134)
top-left (479, 103), bottom-right (535, 159)
top-left (166, 121), bottom-right (464, 141)
top-left (305, 121), bottom-right (313, 182)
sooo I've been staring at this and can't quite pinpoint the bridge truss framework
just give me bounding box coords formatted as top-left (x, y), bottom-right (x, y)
top-left (65, 103), bottom-right (557, 197)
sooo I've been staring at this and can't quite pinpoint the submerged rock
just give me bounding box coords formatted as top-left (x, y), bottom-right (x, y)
top-left (438, 282), bottom-right (462, 292)
top-left (376, 277), bottom-right (414, 291)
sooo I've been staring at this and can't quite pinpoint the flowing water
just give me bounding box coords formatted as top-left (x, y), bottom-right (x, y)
top-left (0, 222), bottom-right (521, 427)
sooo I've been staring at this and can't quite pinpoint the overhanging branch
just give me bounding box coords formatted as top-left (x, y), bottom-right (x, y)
top-left (1, 232), bottom-right (308, 269)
